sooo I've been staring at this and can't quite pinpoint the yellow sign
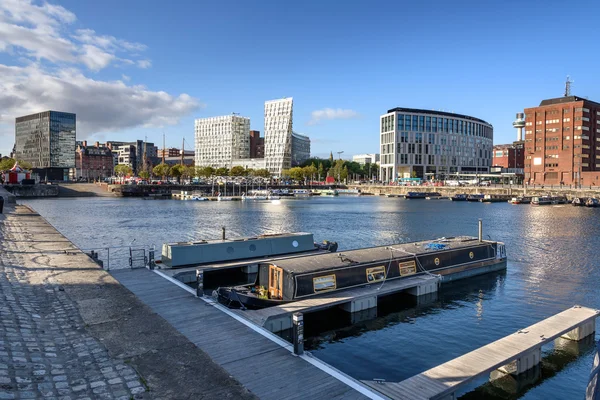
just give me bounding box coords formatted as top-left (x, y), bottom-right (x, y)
top-left (399, 261), bottom-right (416, 276)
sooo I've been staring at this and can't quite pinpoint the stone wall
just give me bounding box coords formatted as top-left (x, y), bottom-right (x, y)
top-left (3, 184), bottom-right (59, 197)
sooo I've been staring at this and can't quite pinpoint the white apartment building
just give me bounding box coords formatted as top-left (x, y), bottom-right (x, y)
top-left (195, 115), bottom-right (250, 168)
top-left (380, 108), bottom-right (493, 182)
top-left (352, 153), bottom-right (380, 165)
top-left (264, 98), bottom-right (293, 175)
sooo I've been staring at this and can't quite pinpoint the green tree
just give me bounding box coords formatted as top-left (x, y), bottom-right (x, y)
top-left (303, 165), bottom-right (317, 182)
top-left (114, 164), bottom-right (132, 177)
top-left (215, 167), bottom-right (229, 176)
top-left (183, 165), bottom-right (196, 180)
top-left (170, 164), bottom-right (185, 183)
top-left (153, 163), bottom-right (171, 179)
top-left (254, 169), bottom-right (271, 178)
top-left (245, 168), bottom-right (254, 177)
top-left (139, 171), bottom-right (150, 180)
top-left (196, 166), bottom-right (215, 178)
top-left (0, 158), bottom-right (33, 171)
top-left (341, 165), bottom-right (349, 183)
top-left (318, 163), bottom-right (324, 181)
top-left (230, 166), bottom-right (246, 177)
top-left (288, 167), bottom-right (304, 182)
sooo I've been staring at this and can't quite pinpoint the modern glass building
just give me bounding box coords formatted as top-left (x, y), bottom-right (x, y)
top-left (379, 108), bottom-right (493, 182)
top-left (264, 98), bottom-right (293, 175)
top-left (291, 132), bottom-right (310, 166)
top-left (194, 115), bottom-right (250, 168)
top-left (15, 111), bottom-right (76, 181)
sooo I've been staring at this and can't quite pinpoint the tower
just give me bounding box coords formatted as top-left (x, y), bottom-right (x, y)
top-left (512, 112), bottom-right (525, 142)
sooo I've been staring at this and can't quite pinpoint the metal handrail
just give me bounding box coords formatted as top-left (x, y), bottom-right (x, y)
top-left (80, 244), bottom-right (156, 271)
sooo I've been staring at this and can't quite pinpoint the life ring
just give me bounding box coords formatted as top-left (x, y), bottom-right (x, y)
top-left (469, 251), bottom-right (474, 259)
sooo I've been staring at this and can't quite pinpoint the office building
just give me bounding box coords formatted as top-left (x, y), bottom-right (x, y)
top-left (15, 110), bottom-right (76, 181)
top-left (379, 108), bottom-right (493, 182)
top-left (194, 115), bottom-right (250, 168)
top-left (524, 95), bottom-right (600, 186)
top-left (352, 153), bottom-right (380, 165)
top-left (158, 148), bottom-right (194, 158)
top-left (291, 132), bottom-right (310, 166)
top-left (249, 130), bottom-right (264, 158)
top-left (75, 141), bottom-right (114, 180)
top-left (107, 140), bottom-right (157, 174)
top-left (264, 98), bottom-right (293, 175)
top-left (493, 143), bottom-right (524, 170)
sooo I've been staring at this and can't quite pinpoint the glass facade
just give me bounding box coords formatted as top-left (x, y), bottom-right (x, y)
top-left (15, 111), bottom-right (76, 169)
top-left (379, 108), bottom-right (493, 182)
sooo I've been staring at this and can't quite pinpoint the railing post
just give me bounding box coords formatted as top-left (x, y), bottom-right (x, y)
top-left (293, 312), bottom-right (304, 356)
top-left (106, 247), bottom-right (110, 271)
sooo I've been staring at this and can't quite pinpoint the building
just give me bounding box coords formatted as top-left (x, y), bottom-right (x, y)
top-left (14, 110), bottom-right (76, 181)
top-left (163, 156), bottom-right (194, 167)
top-left (75, 141), bottom-right (114, 180)
top-left (492, 143), bottom-right (524, 169)
top-left (524, 94), bottom-right (600, 186)
top-left (291, 132), bottom-right (310, 166)
top-left (107, 140), bottom-right (157, 174)
top-left (194, 115), bottom-right (250, 168)
top-left (264, 98), bottom-right (293, 175)
top-left (379, 108), bottom-right (493, 182)
top-left (158, 148), bottom-right (194, 158)
top-left (352, 153), bottom-right (380, 165)
top-left (230, 158), bottom-right (266, 170)
top-left (249, 130), bottom-right (264, 158)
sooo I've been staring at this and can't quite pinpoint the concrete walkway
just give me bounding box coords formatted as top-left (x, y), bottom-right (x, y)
top-left (0, 204), bottom-right (255, 399)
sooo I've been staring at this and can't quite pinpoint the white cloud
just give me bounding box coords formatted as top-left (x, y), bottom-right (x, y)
top-left (0, 63), bottom-right (201, 134)
top-left (0, 0), bottom-right (150, 71)
top-left (308, 108), bottom-right (359, 125)
top-left (121, 74), bottom-right (131, 82)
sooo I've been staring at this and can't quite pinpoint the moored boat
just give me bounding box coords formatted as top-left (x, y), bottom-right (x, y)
top-left (509, 196), bottom-right (532, 204)
top-left (585, 198), bottom-right (599, 208)
top-left (451, 194), bottom-right (468, 201)
top-left (405, 192), bottom-right (441, 199)
top-left (320, 189), bottom-right (339, 197)
top-left (426, 196), bottom-right (450, 200)
top-left (217, 235), bottom-right (507, 309)
top-left (466, 194), bottom-right (485, 202)
top-left (531, 196), bottom-right (567, 206)
top-left (572, 197), bottom-right (586, 206)
top-left (293, 189), bottom-right (312, 197)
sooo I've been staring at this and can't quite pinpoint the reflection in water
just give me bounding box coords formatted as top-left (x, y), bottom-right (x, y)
top-left (22, 197), bottom-right (600, 399)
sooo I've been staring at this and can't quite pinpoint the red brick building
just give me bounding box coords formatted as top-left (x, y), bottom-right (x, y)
top-left (524, 96), bottom-right (600, 186)
top-left (249, 130), bottom-right (264, 158)
top-left (75, 141), bottom-right (114, 180)
top-left (493, 142), bottom-right (524, 169)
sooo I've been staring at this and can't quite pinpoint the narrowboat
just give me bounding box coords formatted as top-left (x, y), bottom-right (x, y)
top-left (405, 192), bottom-right (441, 199)
top-left (531, 196), bottom-right (568, 206)
top-left (509, 196), bottom-right (532, 204)
top-left (466, 194), bottom-right (485, 202)
top-left (426, 196), bottom-right (450, 200)
top-left (480, 194), bottom-right (513, 203)
top-left (451, 194), bottom-right (468, 201)
top-left (217, 236), bottom-right (507, 309)
top-left (293, 189), bottom-right (312, 197)
top-left (320, 189), bottom-right (339, 197)
top-left (572, 197), bottom-right (586, 206)
top-left (586, 198), bottom-right (599, 208)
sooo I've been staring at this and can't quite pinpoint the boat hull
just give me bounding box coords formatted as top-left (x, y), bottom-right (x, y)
top-left (217, 286), bottom-right (292, 309)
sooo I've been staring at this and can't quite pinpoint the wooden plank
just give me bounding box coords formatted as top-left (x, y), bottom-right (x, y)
top-left (365, 305), bottom-right (599, 400)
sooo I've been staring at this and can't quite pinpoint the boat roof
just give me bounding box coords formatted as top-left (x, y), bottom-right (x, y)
top-left (271, 236), bottom-right (490, 274)
top-left (167, 232), bottom-right (313, 247)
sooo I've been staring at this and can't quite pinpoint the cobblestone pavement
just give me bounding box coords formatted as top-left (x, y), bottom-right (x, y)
top-left (0, 209), bottom-right (146, 400)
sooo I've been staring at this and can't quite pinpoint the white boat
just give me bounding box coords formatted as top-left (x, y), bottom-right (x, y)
top-left (192, 196), bottom-right (209, 201)
top-left (268, 194), bottom-right (281, 200)
top-left (320, 189), bottom-right (338, 197)
top-left (253, 194), bottom-right (269, 200)
top-left (217, 194), bottom-right (233, 201)
top-left (293, 189), bottom-right (312, 197)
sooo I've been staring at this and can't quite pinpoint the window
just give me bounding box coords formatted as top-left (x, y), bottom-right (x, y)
top-left (313, 275), bottom-right (336, 292)
top-left (366, 266), bottom-right (386, 283)
top-left (400, 132), bottom-right (408, 142)
top-left (399, 261), bottom-right (417, 276)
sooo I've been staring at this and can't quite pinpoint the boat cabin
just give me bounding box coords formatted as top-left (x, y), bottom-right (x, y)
top-left (254, 237), bottom-right (505, 301)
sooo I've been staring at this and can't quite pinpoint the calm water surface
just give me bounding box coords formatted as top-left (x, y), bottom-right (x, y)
top-left (23, 196), bottom-right (600, 399)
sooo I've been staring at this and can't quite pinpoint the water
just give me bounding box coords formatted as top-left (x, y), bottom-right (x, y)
top-left (22, 196), bottom-right (600, 399)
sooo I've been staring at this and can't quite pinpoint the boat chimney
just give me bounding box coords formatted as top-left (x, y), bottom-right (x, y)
top-left (222, 226), bottom-right (226, 240)
top-left (478, 219), bottom-right (483, 242)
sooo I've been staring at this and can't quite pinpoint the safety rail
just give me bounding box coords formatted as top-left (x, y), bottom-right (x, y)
top-left (81, 244), bottom-right (156, 271)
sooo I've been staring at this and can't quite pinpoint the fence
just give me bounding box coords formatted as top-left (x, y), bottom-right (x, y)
top-left (82, 244), bottom-right (156, 271)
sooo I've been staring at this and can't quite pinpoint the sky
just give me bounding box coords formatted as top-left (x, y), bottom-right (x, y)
top-left (1, 0), bottom-right (600, 159)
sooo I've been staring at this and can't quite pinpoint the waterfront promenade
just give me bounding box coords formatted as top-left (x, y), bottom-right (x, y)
top-left (0, 203), bottom-right (255, 399)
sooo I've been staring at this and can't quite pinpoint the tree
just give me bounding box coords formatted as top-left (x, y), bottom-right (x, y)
top-left (303, 165), bottom-right (317, 182)
top-left (139, 171), bottom-right (150, 180)
top-left (114, 164), bottom-right (132, 177)
top-left (254, 169), bottom-right (271, 178)
top-left (183, 165), bottom-right (196, 180)
top-left (153, 163), bottom-right (171, 180)
top-left (196, 166), bottom-right (215, 178)
top-left (341, 165), bottom-right (349, 183)
top-left (230, 166), bottom-right (246, 177)
top-left (170, 164), bottom-right (185, 183)
top-left (215, 167), bottom-right (229, 176)
top-left (318, 163), bottom-right (324, 181)
top-left (288, 167), bottom-right (304, 182)
top-left (245, 168), bottom-right (254, 177)
top-left (0, 158), bottom-right (33, 171)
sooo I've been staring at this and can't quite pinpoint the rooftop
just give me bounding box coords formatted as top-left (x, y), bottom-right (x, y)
top-left (537, 95), bottom-right (600, 108)
top-left (386, 107), bottom-right (492, 126)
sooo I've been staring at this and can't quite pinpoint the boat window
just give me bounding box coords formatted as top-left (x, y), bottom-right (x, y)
top-left (399, 261), bottom-right (417, 276)
top-left (366, 266), bottom-right (386, 282)
top-left (313, 275), bottom-right (336, 292)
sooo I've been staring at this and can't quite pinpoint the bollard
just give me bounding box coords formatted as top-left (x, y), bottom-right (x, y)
top-left (0, 195), bottom-right (4, 214)
top-left (222, 226), bottom-right (226, 240)
top-left (196, 271), bottom-right (204, 298)
top-left (293, 312), bottom-right (304, 355)
top-left (147, 249), bottom-right (155, 270)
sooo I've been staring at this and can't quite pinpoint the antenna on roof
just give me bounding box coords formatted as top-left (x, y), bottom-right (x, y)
top-left (564, 75), bottom-right (573, 97)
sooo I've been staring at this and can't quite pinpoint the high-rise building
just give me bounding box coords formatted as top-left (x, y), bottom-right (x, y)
top-left (106, 140), bottom-right (157, 174)
top-left (379, 108), bottom-right (493, 182)
top-left (291, 132), bottom-right (310, 166)
top-left (523, 95), bottom-right (600, 186)
top-left (264, 98), bottom-right (293, 175)
top-left (194, 115), bottom-right (250, 168)
top-left (15, 110), bottom-right (76, 181)
top-left (249, 130), bottom-right (264, 158)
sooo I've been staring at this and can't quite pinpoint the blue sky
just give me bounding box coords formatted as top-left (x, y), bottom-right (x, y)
top-left (2, 0), bottom-right (600, 158)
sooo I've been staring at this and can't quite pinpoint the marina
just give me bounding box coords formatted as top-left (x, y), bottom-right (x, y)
top-left (20, 196), bottom-right (600, 399)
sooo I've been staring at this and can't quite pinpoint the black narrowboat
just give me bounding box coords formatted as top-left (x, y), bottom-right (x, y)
top-left (405, 192), bottom-right (441, 199)
top-left (451, 194), bottom-right (468, 201)
top-left (217, 236), bottom-right (507, 309)
top-left (466, 194), bottom-right (485, 202)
